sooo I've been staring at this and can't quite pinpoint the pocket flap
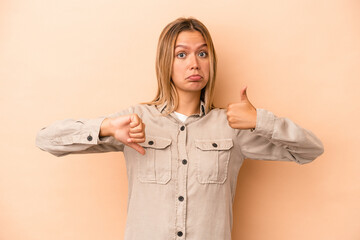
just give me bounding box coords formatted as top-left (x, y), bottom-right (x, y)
top-left (195, 139), bottom-right (233, 151)
top-left (140, 136), bottom-right (172, 149)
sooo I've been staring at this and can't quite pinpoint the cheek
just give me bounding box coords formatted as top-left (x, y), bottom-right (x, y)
top-left (172, 61), bottom-right (178, 73)
top-left (172, 62), bottom-right (185, 78)
top-left (203, 61), bottom-right (210, 77)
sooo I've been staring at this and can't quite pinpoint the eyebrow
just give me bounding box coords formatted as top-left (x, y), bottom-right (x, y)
top-left (175, 43), bottom-right (208, 50)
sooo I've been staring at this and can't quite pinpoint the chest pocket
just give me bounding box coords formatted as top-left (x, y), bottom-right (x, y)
top-left (137, 136), bottom-right (172, 184)
top-left (195, 139), bottom-right (233, 184)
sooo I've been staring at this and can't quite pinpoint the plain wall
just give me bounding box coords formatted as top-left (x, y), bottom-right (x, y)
top-left (1, 0), bottom-right (359, 239)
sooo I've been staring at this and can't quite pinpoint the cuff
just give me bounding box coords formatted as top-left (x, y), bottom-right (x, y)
top-left (251, 108), bottom-right (275, 139)
top-left (52, 117), bottom-right (106, 145)
top-left (87, 117), bottom-right (107, 144)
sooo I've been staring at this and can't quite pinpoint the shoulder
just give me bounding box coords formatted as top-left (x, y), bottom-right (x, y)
top-left (207, 106), bottom-right (227, 117)
top-left (104, 104), bottom-right (154, 119)
top-left (131, 104), bottom-right (162, 117)
top-left (200, 106), bottom-right (230, 125)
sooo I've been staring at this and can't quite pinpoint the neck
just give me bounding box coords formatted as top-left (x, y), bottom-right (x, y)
top-left (175, 91), bottom-right (201, 116)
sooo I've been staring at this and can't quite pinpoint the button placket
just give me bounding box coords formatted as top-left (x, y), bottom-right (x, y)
top-left (175, 124), bottom-right (187, 238)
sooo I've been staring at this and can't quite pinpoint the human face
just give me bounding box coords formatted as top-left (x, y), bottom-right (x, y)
top-left (171, 31), bottom-right (210, 96)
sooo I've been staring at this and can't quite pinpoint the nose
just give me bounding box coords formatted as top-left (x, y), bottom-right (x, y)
top-left (189, 53), bottom-right (200, 70)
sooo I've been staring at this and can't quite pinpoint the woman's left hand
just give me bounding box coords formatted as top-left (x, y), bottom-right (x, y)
top-left (226, 86), bottom-right (257, 130)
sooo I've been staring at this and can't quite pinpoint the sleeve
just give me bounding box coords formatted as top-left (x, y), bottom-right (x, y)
top-left (238, 108), bottom-right (324, 165)
top-left (35, 107), bottom-right (133, 157)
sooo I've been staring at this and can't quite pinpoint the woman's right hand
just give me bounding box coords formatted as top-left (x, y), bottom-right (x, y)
top-left (100, 114), bottom-right (146, 155)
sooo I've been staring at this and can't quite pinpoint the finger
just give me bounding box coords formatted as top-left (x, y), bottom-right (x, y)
top-left (127, 137), bottom-right (145, 143)
top-left (226, 103), bottom-right (235, 112)
top-left (129, 131), bottom-right (145, 138)
top-left (130, 114), bottom-right (140, 127)
top-left (240, 86), bottom-right (248, 102)
top-left (127, 142), bottom-right (146, 155)
top-left (129, 122), bottom-right (144, 133)
top-left (226, 103), bottom-right (230, 110)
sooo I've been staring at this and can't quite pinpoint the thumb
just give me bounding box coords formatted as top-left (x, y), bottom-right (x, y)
top-left (127, 142), bottom-right (146, 155)
top-left (240, 86), bottom-right (249, 102)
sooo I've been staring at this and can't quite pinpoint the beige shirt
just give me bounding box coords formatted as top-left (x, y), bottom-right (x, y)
top-left (36, 102), bottom-right (324, 240)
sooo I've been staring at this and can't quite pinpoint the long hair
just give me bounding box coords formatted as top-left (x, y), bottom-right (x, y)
top-left (145, 17), bottom-right (217, 115)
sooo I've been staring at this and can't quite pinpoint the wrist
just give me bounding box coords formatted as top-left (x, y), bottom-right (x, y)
top-left (250, 108), bottom-right (257, 131)
top-left (99, 118), bottom-right (113, 137)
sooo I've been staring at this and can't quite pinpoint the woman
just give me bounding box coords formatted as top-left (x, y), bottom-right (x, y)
top-left (36, 17), bottom-right (324, 240)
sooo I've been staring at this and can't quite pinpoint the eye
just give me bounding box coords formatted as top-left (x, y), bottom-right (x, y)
top-left (198, 51), bottom-right (208, 58)
top-left (176, 52), bottom-right (186, 58)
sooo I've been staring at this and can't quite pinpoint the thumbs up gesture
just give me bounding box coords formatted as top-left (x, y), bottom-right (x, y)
top-left (226, 86), bottom-right (257, 130)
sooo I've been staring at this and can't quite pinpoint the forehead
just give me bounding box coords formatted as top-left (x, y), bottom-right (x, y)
top-left (175, 30), bottom-right (206, 46)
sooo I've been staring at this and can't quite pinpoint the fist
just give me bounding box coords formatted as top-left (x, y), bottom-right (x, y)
top-left (226, 86), bottom-right (257, 130)
top-left (110, 114), bottom-right (146, 155)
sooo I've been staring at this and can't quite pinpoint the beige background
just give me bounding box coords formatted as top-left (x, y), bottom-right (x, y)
top-left (1, 0), bottom-right (359, 239)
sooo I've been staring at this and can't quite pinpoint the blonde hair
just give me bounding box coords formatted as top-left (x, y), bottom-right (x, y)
top-left (145, 17), bottom-right (217, 115)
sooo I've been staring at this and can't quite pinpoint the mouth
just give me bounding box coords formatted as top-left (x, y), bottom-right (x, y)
top-left (187, 74), bottom-right (202, 81)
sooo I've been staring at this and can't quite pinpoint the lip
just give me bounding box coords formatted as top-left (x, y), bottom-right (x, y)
top-left (187, 74), bottom-right (202, 80)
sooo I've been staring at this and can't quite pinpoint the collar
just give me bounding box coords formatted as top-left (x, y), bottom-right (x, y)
top-left (156, 101), bottom-right (206, 117)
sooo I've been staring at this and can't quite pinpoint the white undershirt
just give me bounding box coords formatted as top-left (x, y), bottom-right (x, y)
top-left (174, 111), bottom-right (188, 122)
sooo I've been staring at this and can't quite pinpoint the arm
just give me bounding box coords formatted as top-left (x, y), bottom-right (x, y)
top-left (237, 108), bottom-right (324, 164)
top-left (36, 107), bottom-right (146, 157)
top-left (227, 86), bottom-right (324, 164)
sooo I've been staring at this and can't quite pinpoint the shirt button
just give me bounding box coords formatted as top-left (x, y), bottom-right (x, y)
top-left (177, 231), bottom-right (183, 237)
top-left (180, 126), bottom-right (185, 131)
top-left (87, 135), bottom-right (93, 141)
top-left (212, 143), bottom-right (218, 148)
top-left (182, 159), bottom-right (187, 165)
top-left (148, 140), bottom-right (154, 145)
top-left (178, 196), bottom-right (184, 201)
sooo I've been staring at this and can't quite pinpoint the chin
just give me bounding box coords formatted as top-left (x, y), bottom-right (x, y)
top-left (187, 88), bottom-right (205, 93)
top-left (176, 82), bottom-right (207, 94)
